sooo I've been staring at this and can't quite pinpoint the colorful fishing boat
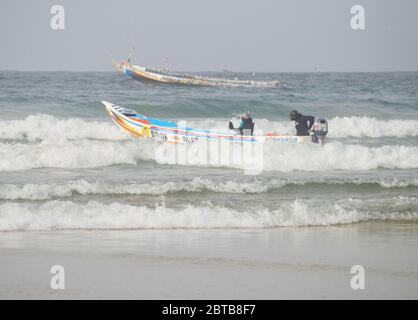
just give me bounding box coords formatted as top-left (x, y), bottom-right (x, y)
top-left (102, 101), bottom-right (327, 144)
top-left (113, 60), bottom-right (279, 88)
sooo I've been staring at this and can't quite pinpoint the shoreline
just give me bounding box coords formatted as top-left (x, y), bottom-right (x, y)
top-left (1, 222), bottom-right (417, 299)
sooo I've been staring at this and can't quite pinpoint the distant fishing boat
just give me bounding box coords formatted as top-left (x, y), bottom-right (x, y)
top-left (112, 54), bottom-right (278, 88)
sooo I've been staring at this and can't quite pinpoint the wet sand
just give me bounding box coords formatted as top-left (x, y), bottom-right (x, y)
top-left (0, 222), bottom-right (417, 299)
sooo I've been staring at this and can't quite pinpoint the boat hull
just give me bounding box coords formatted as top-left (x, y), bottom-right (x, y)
top-left (102, 101), bottom-right (311, 145)
top-left (113, 61), bottom-right (278, 88)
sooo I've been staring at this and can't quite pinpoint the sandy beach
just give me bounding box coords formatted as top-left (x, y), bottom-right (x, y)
top-left (1, 222), bottom-right (417, 299)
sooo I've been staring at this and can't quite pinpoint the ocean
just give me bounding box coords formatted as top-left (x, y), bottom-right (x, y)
top-left (0, 71), bottom-right (417, 299)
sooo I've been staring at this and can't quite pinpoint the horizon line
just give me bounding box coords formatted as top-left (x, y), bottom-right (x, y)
top-left (1, 69), bottom-right (418, 74)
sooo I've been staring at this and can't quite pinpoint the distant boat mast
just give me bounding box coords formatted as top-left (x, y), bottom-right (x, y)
top-left (127, 46), bottom-right (135, 63)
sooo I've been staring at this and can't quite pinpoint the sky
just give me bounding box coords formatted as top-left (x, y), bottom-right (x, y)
top-left (0, 0), bottom-right (417, 72)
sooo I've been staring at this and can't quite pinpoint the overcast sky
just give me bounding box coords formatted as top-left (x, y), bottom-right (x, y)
top-left (0, 0), bottom-right (417, 72)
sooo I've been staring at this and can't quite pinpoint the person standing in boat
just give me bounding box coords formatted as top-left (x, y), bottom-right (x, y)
top-left (229, 112), bottom-right (254, 136)
top-left (289, 110), bottom-right (315, 136)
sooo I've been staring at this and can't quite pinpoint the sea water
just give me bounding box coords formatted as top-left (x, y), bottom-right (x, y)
top-left (0, 71), bottom-right (417, 230)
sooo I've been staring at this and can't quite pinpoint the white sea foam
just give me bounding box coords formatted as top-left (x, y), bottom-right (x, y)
top-left (0, 178), bottom-right (268, 200)
top-left (0, 115), bottom-right (417, 145)
top-left (149, 140), bottom-right (418, 172)
top-left (1, 138), bottom-right (418, 172)
top-left (0, 114), bottom-right (128, 141)
top-left (0, 177), bottom-right (417, 200)
top-left (328, 117), bottom-right (418, 138)
top-left (0, 139), bottom-right (154, 171)
top-left (0, 179), bottom-right (263, 200)
top-left (261, 142), bottom-right (418, 171)
top-left (0, 198), bottom-right (416, 231)
top-left (1, 114), bottom-right (418, 172)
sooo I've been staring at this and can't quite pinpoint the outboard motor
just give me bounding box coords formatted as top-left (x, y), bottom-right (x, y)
top-left (310, 117), bottom-right (328, 145)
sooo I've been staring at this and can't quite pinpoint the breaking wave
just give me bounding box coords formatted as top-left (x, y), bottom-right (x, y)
top-left (0, 198), bottom-right (416, 231)
top-left (0, 140), bottom-right (151, 171)
top-left (148, 141), bottom-right (418, 172)
top-left (328, 117), bottom-right (418, 138)
top-left (0, 115), bottom-right (417, 143)
top-left (1, 139), bottom-right (418, 172)
top-left (1, 114), bottom-right (418, 172)
top-left (0, 114), bottom-right (128, 141)
top-left (1, 177), bottom-right (417, 200)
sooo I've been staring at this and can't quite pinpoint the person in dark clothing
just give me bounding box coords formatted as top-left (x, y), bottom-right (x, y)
top-left (238, 113), bottom-right (254, 135)
top-left (290, 110), bottom-right (315, 136)
top-left (228, 112), bottom-right (254, 135)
